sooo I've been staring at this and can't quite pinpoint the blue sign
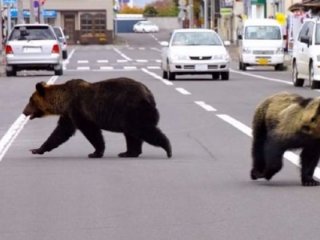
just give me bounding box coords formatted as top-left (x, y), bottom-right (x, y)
top-left (10, 9), bottom-right (57, 18)
top-left (3, 0), bottom-right (17, 5)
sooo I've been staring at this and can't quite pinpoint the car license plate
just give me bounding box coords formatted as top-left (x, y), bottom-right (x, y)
top-left (23, 47), bottom-right (41, 53)
top-left (195, 65), bottom-right (208, 71)
top-left (257, 58), bottom-right (268, 65)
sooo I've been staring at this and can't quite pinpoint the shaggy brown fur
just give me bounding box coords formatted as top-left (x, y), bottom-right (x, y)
top-left (251, 92), bottom-right (320, 186)
top-left (23, 78), bottom-right (172, 158)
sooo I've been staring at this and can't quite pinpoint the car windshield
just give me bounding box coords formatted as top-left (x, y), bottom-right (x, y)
top-left (244, 26), bottom-right (281, 40)
top-left (315, 23), bottom-right (320, 45)
top-left (9, 26), bottom-right (56, 41)
top-left (172, 32), bottom-right (222, 46)
top-left (53, 28), bottom-right (63, 38)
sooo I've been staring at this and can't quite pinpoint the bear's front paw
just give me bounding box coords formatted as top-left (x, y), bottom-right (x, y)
top-left (30, 148), bottom-right (45, 155)
top-left (302, 178), bottom-right (320, 187)
top-left (250, 169), bottom-right (264, 180)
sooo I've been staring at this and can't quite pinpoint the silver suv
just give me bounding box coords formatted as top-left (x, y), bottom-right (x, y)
top-left (4, 24), bottom-right (63, 76)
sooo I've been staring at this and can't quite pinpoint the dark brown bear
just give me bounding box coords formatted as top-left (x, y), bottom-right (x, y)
top-left (23, 78), bottom-right (172, 158)
top-left (251, 92), bottom-right (320, 186)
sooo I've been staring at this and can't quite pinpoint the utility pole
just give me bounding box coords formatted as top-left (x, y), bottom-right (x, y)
top-left (0, 0), bottom-right (3, 51)
top-left (203, 0), bottom-right (208, 28)
top-left (30, 0), bottom-right (35, 23)
top-left (17, 0), bottom-right (23, 24)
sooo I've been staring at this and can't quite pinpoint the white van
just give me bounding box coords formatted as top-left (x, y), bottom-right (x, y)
top-left (238, 18), bottom-right (285, 71)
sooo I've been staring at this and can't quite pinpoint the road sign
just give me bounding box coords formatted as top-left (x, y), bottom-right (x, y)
top-left (3, 0), bottom-right (17, 5)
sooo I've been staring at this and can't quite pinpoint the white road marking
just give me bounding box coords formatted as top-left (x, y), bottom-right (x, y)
top-left (113, 47), bottom-right (132, 61)
top-left (77, 66), bottom-right (90, 70)
top-left (176, 87), bottom-right (191, 95)
top-left (117, 59), bottom-right (129, 63)
top-left (194, 101), bottom-right (216, 112)
top-left (123, 66), bottom-right (137, 70)
top-left (136, 59), bottom-right (148, 63)
top-left (230, 68), bottom-right (292, 85)
top-left (99, 66), bottom-right (114, 70)
top-left (78, 60), bottom-right (89, 64)
top-left (141, 68), bottom-right (173, 86)
top-left (97, 60), bottom-right (109, 63)
top-left (0, 76), bottom-right (59, 161)
top-left (147, 66), bottom-right (160, 70)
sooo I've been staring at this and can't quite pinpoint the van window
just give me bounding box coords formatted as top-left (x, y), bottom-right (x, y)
top-left (315, 23), bottom-right (320, 45)
top-left (244, 26), bottom-right (281, 40)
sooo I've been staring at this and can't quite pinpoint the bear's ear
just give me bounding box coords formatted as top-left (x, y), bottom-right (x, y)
top-left (35, 82), bottom-right (47, 96)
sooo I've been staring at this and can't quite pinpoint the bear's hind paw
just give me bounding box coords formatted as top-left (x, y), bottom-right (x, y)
top-left (88, 151), bottom-right (104, 158)
top-left (118, 151), bottom-right (141, 158)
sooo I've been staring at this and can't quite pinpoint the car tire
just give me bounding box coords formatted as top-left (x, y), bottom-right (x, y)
top-left (212, 73), bottom-right (219, 80)
top-left (292, 61), bottom-right (304, 87)
top-left (162, 71), bottom-right (168, 79)
top-left (54, 65), bottom-right (63, 76)
top-left (168, 71), bottom-right (175, 80)
top-left (275, 64), bottom-right (284, 71)
top-left (221, 71), bottom-right (229, 80)
top-left (309, 63), bottom-right (320, 89)
top-left (62, 51), bottom-right (68, 60)
top-left (6, 68), bottom-right (16, 77)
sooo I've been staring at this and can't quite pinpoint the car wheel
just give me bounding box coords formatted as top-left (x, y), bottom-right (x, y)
top-left (292, 61), bottom-right (304, 87)
top-left (168, 71), bottom-right (175, 80)
top-left (162, 70), bottom-right (168, 79)
top-left (212, 73), bottom-right (219, 80)
top-left (6, 67), bottom-right (16, 77)
top-left (54, 65), bottom-right (63, 76)
top-left (309, 63), bottom-right (319, 89)
top-left (239, 61), bottom-right (243, 70)
top-left (275, 64), bottom-right (284, 71)
top-left (62, 50), bottom-right (68, 60)
top-left (221, 71), bottom-right (229, 80)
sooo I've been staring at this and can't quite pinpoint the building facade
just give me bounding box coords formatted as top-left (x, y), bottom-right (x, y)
top-left (10, 0), bottom-right (114, 44)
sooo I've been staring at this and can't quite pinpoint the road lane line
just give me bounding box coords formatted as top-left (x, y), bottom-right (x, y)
top-left (113, 47), bottom-right (132, 61)
top-left (0, 76), bottom-right (59, 162)
top-left (194, 101), bottom-right (216, 112)
top-left (141, 68), bottom-right (173, 86)
top-left (216, 114), bottom-right (320, 180)
top-left (176, 88), bottom-right (191, 95)
top-left (230, 68), bottom-right (292, 85)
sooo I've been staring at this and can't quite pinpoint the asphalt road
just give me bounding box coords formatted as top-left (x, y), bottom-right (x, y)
top-left (1, 30), bottom-right (320, 240)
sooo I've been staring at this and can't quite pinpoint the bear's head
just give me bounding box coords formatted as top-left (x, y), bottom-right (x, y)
top-left (301, 97), bottom-right (320, 137)
top-left (23, 81), bottom-right (69, 119)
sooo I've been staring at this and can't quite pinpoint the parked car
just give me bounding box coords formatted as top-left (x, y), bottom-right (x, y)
top-left (133, 21), bottom-right (159, 33)
top-left (4, 24), bottom-right (63, 76)
top-left (53, 26), bottom-right (68, 59)
top-left (161, 28), bottom-right (230, 80)
top-left (238, 18), bottom-right (285, 71)
top-left (292, 17), bottom-right (320, 89)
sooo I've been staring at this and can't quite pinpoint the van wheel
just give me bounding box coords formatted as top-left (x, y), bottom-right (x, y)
top-left (292, 61), bottom-right (304, 87)
top-left (309, 63), bottom-right (319, 89)
top-left (221, 72), bottom-right (229, 80)
top-left (275, 64), bottom-right (284, 71)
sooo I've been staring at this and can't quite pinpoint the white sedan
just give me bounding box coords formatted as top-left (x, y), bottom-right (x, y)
top-left (133, 21), bottom-right (159, 33)
top-left (161, 29), bottom-right (230, 80)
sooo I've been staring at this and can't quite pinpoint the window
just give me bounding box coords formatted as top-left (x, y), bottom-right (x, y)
top-left (80, 13), bottom-right (106, 34)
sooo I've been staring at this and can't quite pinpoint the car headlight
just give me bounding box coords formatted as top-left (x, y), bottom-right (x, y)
top-left (275, 47), bottom-right (284, 54)
top-left (242, 47), bottom-right (251, 54)
top-left (213, 54), bottom-right (230, 61)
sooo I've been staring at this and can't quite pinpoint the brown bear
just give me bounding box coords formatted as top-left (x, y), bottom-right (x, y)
top-left (23, 78), bottom-right (172, 158)
top-left (251, 92), bottom-right (320, 186)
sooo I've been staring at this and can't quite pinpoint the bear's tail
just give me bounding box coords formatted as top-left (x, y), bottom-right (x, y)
top-left (251, 102), bottom-right (268, 180)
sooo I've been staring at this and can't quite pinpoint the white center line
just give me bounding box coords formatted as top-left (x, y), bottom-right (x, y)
top-left (194, 101), bottom-right (216, 112)
top-left (176, 87), bottom-right (191, 95)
